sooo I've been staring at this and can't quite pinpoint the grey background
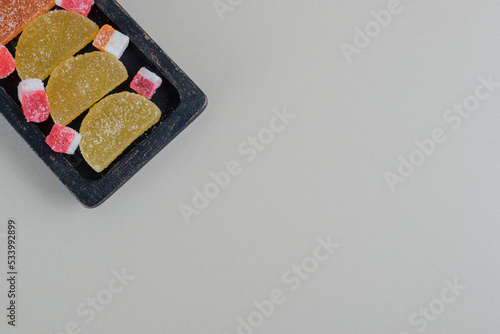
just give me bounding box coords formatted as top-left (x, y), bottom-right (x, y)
top-left (1, 0), bottom-right (500, 333)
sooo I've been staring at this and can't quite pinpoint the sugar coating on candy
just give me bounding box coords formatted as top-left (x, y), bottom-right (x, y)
top-left (92, 24), bottom-right (114, 49)
top-left (46, 51), bottom-right (128, 126)
top-left (46, 124), bottom-right (81, 154)
top-left (106, 30), bottom-right (129, 59)
top-left (0, 0), bottom-right (55, 45)
top-left (55, 0), bottom-right (94, 17)
top-left (130, 67), bottom-right (162, 99)
top-left (16, 10), bottom-right (98, 80)
top-left (22, 91), bottom-right (51, 123)
top-left (18, 79), bottom-right (50, 123)
top-left (93, 24), bottom-right (129, 59)
top-left (18, 78), bottom-right (50, 123)
top-left (18, 78), bottom-right (44, 102)
top-left (80, 92), bottom-right (161, 172)
top-left (0, 45), bottom-right (16, 79)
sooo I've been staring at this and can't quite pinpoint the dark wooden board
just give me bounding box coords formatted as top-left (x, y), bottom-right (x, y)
top-left (0, 0), bottom-right (207, 208)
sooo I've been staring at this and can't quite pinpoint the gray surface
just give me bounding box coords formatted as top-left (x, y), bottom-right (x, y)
top-left (1, 0), bottom-right (500, 333)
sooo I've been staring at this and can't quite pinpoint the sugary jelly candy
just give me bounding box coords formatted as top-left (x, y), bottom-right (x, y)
top-left (15, 10), bottom-right (98, 80)
top-left (46, 124), bottom-right (81, 155)
top-left (46, 51), bottom-right (128, 126)
top-left (0, 0), bottom-right (55, 45)
top-left (130, 67), bottom-right (162, 99)
top-left (80, 92), bottom-right (161, 172)
top-left (18, 79), bottom-right (50, 123)
top-left (55, 0), bottom-right (94, 17)
top-left (0, 45), bottom-right (16, 79)
top-left (93, 24), bottom-right (129, 59)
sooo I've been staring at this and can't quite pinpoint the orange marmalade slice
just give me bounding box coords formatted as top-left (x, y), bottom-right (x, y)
top-left (16, 10), bottom-right (98, 80)
top-left (46, 51), bottom-right (128, 126)
top-left (0, 0), bottom-right (55, 45)
top-left (80, 92), bottom-right (161, 173)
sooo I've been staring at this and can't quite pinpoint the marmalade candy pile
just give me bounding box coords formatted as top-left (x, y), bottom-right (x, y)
top-left (0, 2), bottom-right (165, 173)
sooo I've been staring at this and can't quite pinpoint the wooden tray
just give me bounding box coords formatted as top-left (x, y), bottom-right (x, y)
top-left (0, 0), bottom-right (207, 208)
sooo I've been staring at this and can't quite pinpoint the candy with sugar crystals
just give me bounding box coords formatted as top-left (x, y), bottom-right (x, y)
top-left (16, 10), bottom-right (98, 80)
top-left (55, 0), bottom-right (94, 17)
top-left (130, 67), bottom-right (162, 99)
top-left (80, 92), bottom-right (161, 172)
top-left (46, 124), bottom-right (81, 154)
top-left (18, 79), bottom-right (50, 123)
top-left (46, 51), bottom-right (128, 126)
top-left (0, 46), bottom-right (16, 79)
top-left (92, 24), bottom-right (129, 59)
top-left (0, 0), bottom-right (55, 45)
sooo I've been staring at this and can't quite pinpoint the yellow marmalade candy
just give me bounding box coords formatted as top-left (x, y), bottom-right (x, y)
top-left (46, 51), bottom-right (128, 126)
top-left (16, 10), bottom-right (98, 80)
top-left (80, 92), bottom-right (161, 173)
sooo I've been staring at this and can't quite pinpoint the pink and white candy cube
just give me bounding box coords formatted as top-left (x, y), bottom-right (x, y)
top-left (18, 79), bottom-right (50, 123)
top-left (130, 67), bottom-right (162, 99)
top-left (0, 45), bottom-right (16, 79)
top-left (46, 124), bottom-right (81, 155)
top-left (55, 0), bottom-right (94, 17)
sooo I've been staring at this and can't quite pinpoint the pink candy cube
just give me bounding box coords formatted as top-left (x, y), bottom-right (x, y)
top-left (0, 45), bottom-right (16, 79)
top-left (18, 79), bottom-right (50, 123)
top-left (130, 67), bottom-right (162, 99)
top-left (46, 124), bottom-right (81, 155)
top-left (55, 0), bottom-right (94, 17)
